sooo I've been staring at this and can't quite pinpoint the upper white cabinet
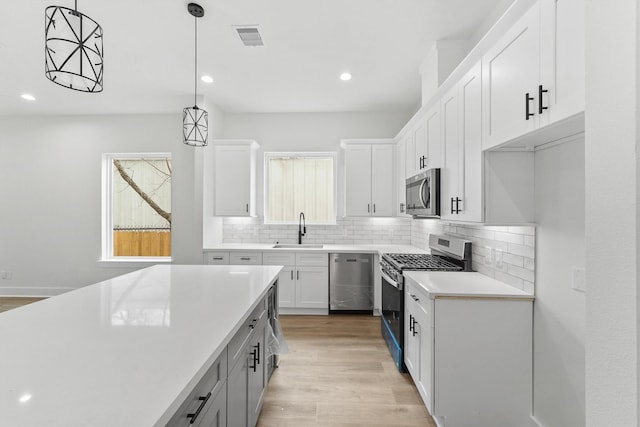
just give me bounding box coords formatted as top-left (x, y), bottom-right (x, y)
top-left (404, 105), bottom-right (441, 178)
top-left (342, 140), bottom-right (395, 217)
top-left (441, 62), bottom-right (483, 222)
top-left (482, 3), bottom-right (541, 149)
top-left (213, 140), bottom-right (258, 216)
top-left (539, 0), bottom-right (585, 125)
top-left (482, 0), bottom-right (585, 150)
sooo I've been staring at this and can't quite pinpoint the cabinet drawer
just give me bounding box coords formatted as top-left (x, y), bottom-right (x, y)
top-left (205, 252), bottom-right (230, 265)
top-left (407, 283), bottom-right (430, 316)
top-left (227, 298), bottom-right (267, 370)
top-left (167, 350), bottom-right (228, 427)
top-left (262, 252), bottom-right (296, 265)
top-left (295, 252), bottom-right (328, 267)
top-left (229, 252), bottom-right (263, 265)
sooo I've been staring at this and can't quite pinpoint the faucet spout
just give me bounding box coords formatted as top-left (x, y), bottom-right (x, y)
top-left (298, 212), bottom-right (306, 244)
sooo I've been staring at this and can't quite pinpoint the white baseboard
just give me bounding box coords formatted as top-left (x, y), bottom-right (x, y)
top-left (0, 287), bottom-right (74, 297)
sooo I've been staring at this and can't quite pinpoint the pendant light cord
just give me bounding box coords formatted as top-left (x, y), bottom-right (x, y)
top-left (194, 14), bottom-right (198, 107)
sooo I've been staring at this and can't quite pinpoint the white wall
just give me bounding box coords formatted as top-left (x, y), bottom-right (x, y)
top-left (216, 111), bottom-right (410, 221)
top-left (534, 137), bottom-right (585, 427)
top-left (0, 112), bottom-right (222, 295)
top-left (585, 2), bottom-right (639, 426)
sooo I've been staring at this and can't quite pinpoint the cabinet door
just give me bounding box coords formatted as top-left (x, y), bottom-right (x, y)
top-left (371, 144), bottom-right (395, 217)
top-left (419, 305), bottom-right (433, 414)
top-left (540, 0), bottom-right (585, 125)
top-left (440, 86), bottom-right (459, 221)
top-left (295, 266), bottom-right (329, 308)
top-left (195, 385), bottom-right (227, 427)
top-left (404, 295), bottom-right (419, 377)
top-left (248, 318), bottom-right (267, 427)
top-left (396, 139), bottom-right (409, 216)
top-left (344, 144), bottom-right (373, 216)
top-left (482, 2), bottom-right (541, 150)
top-left (424, 106), bottom-right (441, 170)
top-left (457, 62), bottom-right (483, 222)
top-left (215, 146), bottom-right (252, 216)
top-left (404, 132), bottom-right (416, 178)
top-left (413, 118), bottom-right (427, 172)
top-left (277, 267), bottom-right (296, 308)
top-left (227, 354), bottom-right (249, 427)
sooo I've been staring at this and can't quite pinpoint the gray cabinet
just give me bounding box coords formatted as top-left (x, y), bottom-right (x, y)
top-left (195, 385), bottom-right (227, 427)
top-left (227, 299), bottom-right (268, 427)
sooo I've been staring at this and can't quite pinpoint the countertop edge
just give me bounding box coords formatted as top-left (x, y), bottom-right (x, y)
top-left (154, 268), bottom-right (282, 426)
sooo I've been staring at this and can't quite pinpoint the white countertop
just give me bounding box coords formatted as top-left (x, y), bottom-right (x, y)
top-left (203, 243), bottom-right (428, 255)
top-left (404, 271), bottom-right (534, 299)
top-left (0, 264), bottom-right (282, 426)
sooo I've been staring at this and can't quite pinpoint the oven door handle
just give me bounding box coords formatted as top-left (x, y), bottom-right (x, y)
top-left (380, 268), bottom-right (403, 291)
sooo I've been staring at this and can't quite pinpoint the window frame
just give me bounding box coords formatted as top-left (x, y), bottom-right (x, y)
top-left (101, 152), bottom-right (172, 263)
top-left (263, 152), bottom-right (338, 225)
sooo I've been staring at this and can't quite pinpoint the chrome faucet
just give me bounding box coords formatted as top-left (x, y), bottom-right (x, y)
top-left (298, 212), bottom-right (306, 244)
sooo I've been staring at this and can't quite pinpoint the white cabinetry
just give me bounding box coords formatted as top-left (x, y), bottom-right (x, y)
top-left (342, 140), bottom-right (395, 217)
top-left (404, 278), bottom-right (533, 427)
top-left (404, 106), bottom-right (441, 178)
top-left (213, 140), bottom-right (258, 216)
top-left (204, 251), bottom-right (262, 265)
top-left (441, 62), bottom-right (483, 222)
top-left (539, 0), bottom-right (585, 125)
top-left (482, 0), bottom-right (585, 150)
top-left (263, 251), bottom-right (328, 314)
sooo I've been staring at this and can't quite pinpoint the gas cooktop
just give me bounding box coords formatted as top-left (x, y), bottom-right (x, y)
top-left (382, 253), bottom-right (463, 271)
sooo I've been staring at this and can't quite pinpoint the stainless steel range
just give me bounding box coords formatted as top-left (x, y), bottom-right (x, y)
top-left (380, 234), bottom-right (472, 371)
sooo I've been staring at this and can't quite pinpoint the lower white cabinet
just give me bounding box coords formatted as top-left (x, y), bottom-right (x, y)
top-left (263, 252), bottom-right (328, 314)
top-left (405, 279), bottom-right (533, 427)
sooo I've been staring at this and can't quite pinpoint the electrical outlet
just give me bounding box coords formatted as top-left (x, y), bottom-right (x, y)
top-left (495, 249), bottom-right (503, 268)
top-left (0, 271), bottom-right (12, 280)
top-left (571, 266), bottom-right (586, 292)
top-left (484, 247), bottom-right (493, 265)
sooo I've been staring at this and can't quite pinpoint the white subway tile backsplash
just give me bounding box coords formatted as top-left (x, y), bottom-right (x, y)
top-left (422, 221), bottom-right (536, 294)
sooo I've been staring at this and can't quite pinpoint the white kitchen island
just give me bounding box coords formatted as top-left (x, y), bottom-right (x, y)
top-left (0, 264), bottom-right (282, 426)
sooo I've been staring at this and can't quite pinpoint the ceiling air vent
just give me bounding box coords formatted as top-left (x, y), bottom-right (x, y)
top-left (235, 26), bottom-right (265, 47)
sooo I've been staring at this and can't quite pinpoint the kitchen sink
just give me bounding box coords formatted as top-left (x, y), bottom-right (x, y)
top-left (272, 244), bottom-right (324, 249)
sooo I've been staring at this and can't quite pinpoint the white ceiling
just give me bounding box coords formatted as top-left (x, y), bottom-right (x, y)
top-left (0, 0), bottom-right (510, 116)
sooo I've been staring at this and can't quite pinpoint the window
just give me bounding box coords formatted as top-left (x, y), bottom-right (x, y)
top-left (265, 153), bottom-right (336, 224)
top-left (102, 153), bottom-right (172, 260)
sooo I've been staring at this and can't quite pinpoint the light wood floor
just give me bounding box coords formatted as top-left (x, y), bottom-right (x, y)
top-left (0, 297), bottom-right (45, 313)
top-left (257, 315), bottom-right (436, 427)
top-left (0, 301), bottom-right (435, 426)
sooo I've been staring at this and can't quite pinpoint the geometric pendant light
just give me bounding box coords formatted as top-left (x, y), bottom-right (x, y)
top-left (45, 0), bottom-right (104, 92)
top-left (183, 3), bottom-right (208, 147)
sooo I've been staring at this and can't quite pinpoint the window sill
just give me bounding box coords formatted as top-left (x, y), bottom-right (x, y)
top-left (98, 258), bottom-right (172, 268)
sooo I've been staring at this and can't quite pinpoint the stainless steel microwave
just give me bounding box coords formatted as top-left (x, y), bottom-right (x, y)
top-left (406, 168), bottom-right (440, 218)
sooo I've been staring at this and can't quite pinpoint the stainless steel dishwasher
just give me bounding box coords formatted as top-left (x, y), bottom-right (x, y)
top-left (329, 253), bottom-right (374, 313)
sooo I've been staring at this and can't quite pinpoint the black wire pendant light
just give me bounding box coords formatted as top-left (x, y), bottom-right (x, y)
top-left (45, 0), bottom-right (103, 92)
top-left (183, 3), bottom-right (208, 147)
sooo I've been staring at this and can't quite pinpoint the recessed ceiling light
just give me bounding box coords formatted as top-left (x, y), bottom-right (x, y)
top-left (340, 72), bottom-right (352, 81)
top-left (201, 75), bottom-right (214, 84)
top-left (21, 94), bottom-right (36, 101)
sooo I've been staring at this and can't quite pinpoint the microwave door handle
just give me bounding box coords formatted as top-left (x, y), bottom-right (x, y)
top-left (418, 179), bottom-right (428, 208)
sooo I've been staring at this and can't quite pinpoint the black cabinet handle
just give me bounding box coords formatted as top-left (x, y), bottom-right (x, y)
top-left (367, 204), bottom-right (370, 213)
top-left (455, 197), bottom-right (461, 214)
top-left (400, 203), bottom-right (405, 213)
top-left (297, 270), bottom-right (299, 280)
top-left (412, 320), bottom-right (418, 336)
top-left (212, 257), bottom-right (223, 260)
top-left (240, 257), bottom-right (250, 261)
top-left (290, 270), bottom-right (293, 280)
top-left (525, 93), bottom-right (534, 120)
top-left (538, 85), bottom-right (548, 114)
top-left (187, 392), bottom-right (212, 424)
top-left (249, 350), bottom-right (257, 372)
top-left (450, 197), bottom-right (455, 214)
top-left (373, 204), bottom-right (376, 213)
top-left (246, 204), bottom-right (249, 213)
top-left (254, 342), bottom-right (261, 364)
top-left (409, 314), bottom-right (414, 332)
